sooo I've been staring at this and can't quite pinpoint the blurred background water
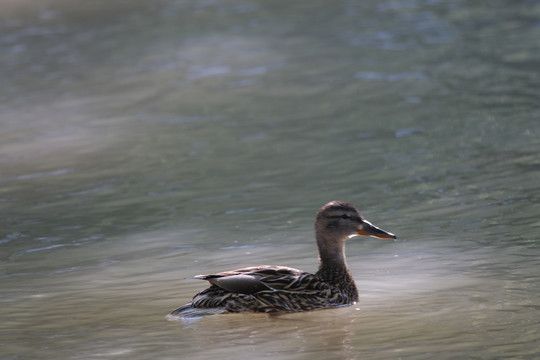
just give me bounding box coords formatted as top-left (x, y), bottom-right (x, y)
top-left (1, 0), bottom-right (539, 359)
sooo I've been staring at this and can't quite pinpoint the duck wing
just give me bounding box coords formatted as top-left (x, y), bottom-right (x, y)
top-left (193, 265), bottom-right (320, 294)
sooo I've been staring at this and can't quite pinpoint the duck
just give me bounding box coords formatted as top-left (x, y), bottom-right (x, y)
top-left (168, 201), bottom-right (396, 317)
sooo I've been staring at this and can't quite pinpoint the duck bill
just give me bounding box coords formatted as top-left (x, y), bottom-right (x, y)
top-left (357, 220), bottom-right (396, 239)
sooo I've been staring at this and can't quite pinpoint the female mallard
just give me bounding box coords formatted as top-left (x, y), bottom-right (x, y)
top-left (168, 201), bottom-right (395, 317)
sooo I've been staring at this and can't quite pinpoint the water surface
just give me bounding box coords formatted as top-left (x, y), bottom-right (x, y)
top-left (1, 1), bottom-right (539, 359)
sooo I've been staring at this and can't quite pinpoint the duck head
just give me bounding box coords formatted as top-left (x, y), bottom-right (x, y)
top-left (315, 201), bottom-right (396, 265)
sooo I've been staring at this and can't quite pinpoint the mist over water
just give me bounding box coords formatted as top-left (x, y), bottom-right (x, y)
top-left (1, 1), bottom-right (539, 359)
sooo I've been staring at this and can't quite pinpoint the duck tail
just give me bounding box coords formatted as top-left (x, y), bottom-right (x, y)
top-left (166, 303), bottom-right (226, 319)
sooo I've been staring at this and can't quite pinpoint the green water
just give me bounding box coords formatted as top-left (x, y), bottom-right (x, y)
top-left (1, 1), bottom-right (539, 359)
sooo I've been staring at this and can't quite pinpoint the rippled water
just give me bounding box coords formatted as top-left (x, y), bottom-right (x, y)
top-left (1, 1), bottom-right (539, 359)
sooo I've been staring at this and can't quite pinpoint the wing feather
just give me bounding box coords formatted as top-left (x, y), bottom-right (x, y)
top-left (192, 265), bottom-right (325, 293)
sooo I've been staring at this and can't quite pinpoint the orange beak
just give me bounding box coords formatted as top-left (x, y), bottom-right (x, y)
top-left (357, 219), bottom-right (396, 239)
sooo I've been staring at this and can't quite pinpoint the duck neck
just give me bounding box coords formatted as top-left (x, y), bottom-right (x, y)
top-left (317, 234), bottom-right (346, 266)
top-left (314, 233), bottom-right (358, 302)
top-left (315, 234), bottom-right (351, 280)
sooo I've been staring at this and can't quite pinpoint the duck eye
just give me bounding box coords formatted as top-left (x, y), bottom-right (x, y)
top-left (340, 214), bottom-right (350, 219)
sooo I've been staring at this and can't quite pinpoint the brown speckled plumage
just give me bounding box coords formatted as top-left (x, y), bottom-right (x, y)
top-left (168, 201), bottom-right (395, 317)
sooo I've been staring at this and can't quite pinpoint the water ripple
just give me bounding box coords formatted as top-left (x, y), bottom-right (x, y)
top-left (354, 71), bottom-right (427, 82)
top-left (0, 168), bottom-right (73, 183)
top-left (0, 260), bottom-right (119, 280)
